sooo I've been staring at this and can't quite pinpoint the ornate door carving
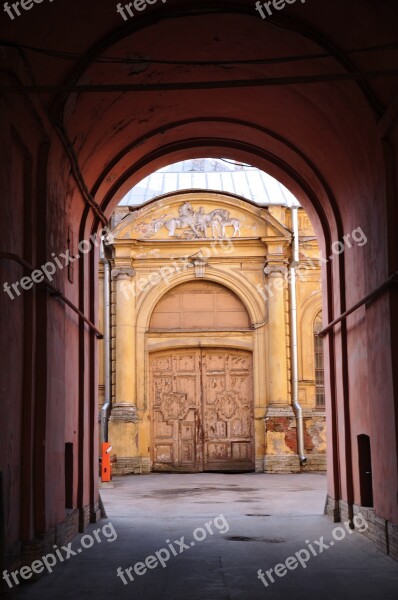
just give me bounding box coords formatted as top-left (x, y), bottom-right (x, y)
top-left (150, 349), bottom-right (254, 472)
top-left (151, 350), bottom-right (202, 472)
top-left (202, 350), bottom-right (254, 471)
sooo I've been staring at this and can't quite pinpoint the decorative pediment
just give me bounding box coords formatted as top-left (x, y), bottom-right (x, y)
top-left (111, 192), bottom-right (292, 242)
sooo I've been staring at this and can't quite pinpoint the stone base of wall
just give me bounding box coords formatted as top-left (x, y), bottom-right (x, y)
top-left (325, 495), bottom-right (340, 522)
top-left (3, 539), bottom-right (22, 584)
top-left (264, 454), bottom-right (301, 473)
top-left (20, 508), bottom-right (81, 569)
top-left (59, 508), bottom-right (81, 545)
top-left (91, 501), bottom-right (101, 523)
top-left (111, 456), bottom-right (151, 476)
top-left (302, 453), bottom-right (327, 471)
top-left (110, 453), bottom-right (323, 475)
top-left (2, 506), bottom-right (86, 591)
top-left (79, 504), bottom-right (91, 531)
top-left (255, 457), bottom-right (264, 473)
top-left (325, 496), bottom-right (398, 561)
top-left (325, 496), bottom-right (352, 522)
top-left (339, 499), bottom-right (352, 523)
top-left (387, 521), bottom-right (398, 561)
top-left (352, 504), bottom-right (398, 559)
top-left (263, 409), bottom-right (326, 473)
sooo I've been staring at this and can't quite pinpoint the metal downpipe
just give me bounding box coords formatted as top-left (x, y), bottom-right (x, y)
top-left (289, 207), bottom-right (307, 466)
top-left (100, 241), bottom-right (112, 444)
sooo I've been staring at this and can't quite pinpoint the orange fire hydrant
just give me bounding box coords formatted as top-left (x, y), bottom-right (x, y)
top-left (101, 442), bottom-right (112, 482)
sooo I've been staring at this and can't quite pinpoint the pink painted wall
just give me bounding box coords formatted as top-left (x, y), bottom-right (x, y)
top-left (0, 0), bottom-right (397, 567)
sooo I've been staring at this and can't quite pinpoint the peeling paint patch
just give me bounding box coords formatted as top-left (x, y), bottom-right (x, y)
top-left (304, 418), bottom-right (327, 453)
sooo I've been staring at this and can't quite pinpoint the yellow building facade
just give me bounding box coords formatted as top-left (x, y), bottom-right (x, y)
top-left (98, 191), bottom-right (326, 475)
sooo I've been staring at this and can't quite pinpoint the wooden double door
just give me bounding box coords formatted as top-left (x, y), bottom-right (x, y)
top-left (150, 348), bottom-right (254, 472)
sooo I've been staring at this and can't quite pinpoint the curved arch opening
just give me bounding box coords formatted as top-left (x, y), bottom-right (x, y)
top-left (149, 280), bottom-right (251, 331)
top-left (100, 161), bottom-right (328, 479)
top-left (4, 1), bottom-right (398, 582)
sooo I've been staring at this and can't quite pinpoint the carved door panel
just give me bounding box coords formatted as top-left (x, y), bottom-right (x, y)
top-left (202, 349), bottom-right (254, 471)
top-left (150, 348), bottom-right (254, 472)
top-left (151, 350), bottom-right (202, 472)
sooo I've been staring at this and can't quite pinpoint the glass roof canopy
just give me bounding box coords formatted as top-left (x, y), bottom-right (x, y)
top-left (119, 158), bottom-right (301, 208)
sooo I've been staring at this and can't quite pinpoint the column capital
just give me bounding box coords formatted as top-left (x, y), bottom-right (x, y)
top-left (264, 238), bottom-right (292, 271)
top-left (111, 267), bottom-right (135, 280)
top-left (264, 264), bottom-right (289, 275)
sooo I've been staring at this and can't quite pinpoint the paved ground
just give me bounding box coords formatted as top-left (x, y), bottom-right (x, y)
top-left (9, 473), bottom-right (398, 599)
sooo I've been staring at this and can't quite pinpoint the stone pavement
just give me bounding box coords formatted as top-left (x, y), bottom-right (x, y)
top-left (10, 473), bottom-right (398, 599)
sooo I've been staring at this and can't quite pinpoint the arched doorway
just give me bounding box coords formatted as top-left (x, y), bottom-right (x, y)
top-left (149, 281), bottom-right (254, 472)
top-left (2, 0), bottom-right (398, 568)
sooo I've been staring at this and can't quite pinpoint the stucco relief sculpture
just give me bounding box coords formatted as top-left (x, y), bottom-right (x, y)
top-left (161, 392), bottom-right (191, 421)
top-left (151, 202), bottom-right (241, 238)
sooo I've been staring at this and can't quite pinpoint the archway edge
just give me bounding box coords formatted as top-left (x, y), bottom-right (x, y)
top-left (95, 127), bottom-right (340, 248)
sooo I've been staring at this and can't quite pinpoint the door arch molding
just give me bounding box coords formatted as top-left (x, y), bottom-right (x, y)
top-left (136, 269), bottom-right (266, 330)
top-left (135, 275), bottom-right (268, 468)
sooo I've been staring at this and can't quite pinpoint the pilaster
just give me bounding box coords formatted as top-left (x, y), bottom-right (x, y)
top-left (108, 265), bottom-right (141, 473)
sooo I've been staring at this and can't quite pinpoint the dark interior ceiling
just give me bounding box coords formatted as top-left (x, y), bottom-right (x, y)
top-left (1, 0), bottom-right (398, 235)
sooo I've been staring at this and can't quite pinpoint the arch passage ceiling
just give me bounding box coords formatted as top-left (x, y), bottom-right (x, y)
top-left (2, 0), bottom-right (398, 225)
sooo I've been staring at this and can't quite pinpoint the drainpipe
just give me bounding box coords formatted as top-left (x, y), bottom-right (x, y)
top-left (100, 240), bottom-right (112, 444)
top-left (289, 207), bottom-right (307, 466)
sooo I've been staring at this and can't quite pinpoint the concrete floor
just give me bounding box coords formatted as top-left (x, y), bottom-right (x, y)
top-left (10, 473), bottom-right (398, 599)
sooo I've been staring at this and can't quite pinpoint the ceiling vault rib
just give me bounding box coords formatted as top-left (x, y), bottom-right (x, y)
top-left (4, 68), bottom-right (398, 95)
top-left (22, 5), bottom-right (384, 118)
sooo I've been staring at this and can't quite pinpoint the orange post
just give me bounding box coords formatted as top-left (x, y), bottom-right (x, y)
top-left (101, 442), bottom-right (112, 482)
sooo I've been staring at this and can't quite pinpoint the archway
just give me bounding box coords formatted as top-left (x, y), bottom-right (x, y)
top-left (1, 1), bottom-right (397, 572)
